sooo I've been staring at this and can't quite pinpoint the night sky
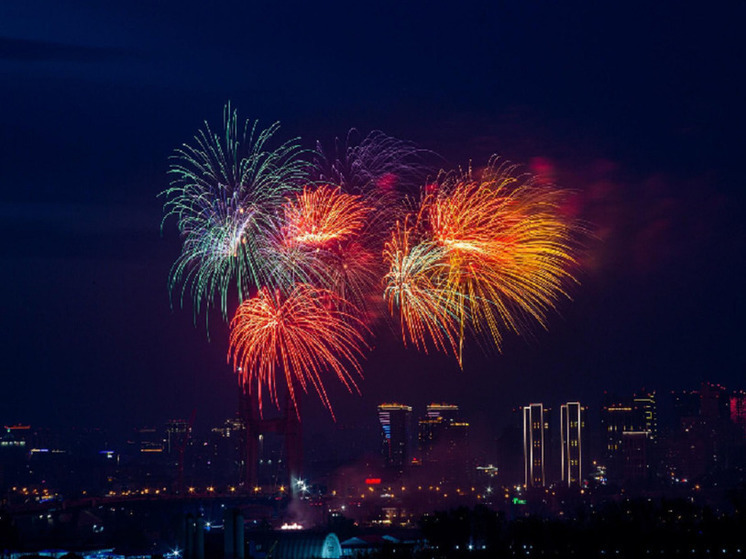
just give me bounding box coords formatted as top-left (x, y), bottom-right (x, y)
top-left (2, 3), bottom-right (744, 451)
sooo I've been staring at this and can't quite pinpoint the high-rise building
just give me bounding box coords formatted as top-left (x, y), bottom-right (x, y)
top-left (600, 397), bottom-right (636, 460)
top-left (560, 402), bottom-right (585, 487)
top-left (668, 383), bottom-right (740, 481)
top-left (417, 403), bottom-right (471, 484)
top-left (426, 403), bottom-right (460, 422)
top-left (700, 382), bottom-right (730, 420)
top-left (601, 390), bottom-right (657, 481)
top-left (418, 403), bottom-right (463, 458)
top-left (378, 404), bottom-right (413, 471)
top-left (633, 390), bottom-right (658, 442)
top-left (523, 403), bottom-right (551, 487)
top-left (166, 419), bottom-right (192, 455)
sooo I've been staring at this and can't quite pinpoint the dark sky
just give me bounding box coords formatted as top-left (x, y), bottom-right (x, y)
top-left (1, 2), bottom-right (745, 451)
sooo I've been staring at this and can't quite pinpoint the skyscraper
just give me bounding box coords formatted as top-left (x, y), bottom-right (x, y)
top-left (633, 390), bottom-right (658, 442)
top-left (600, 398), bottom-right (635, 461)
top-left (523, 403), bottom-right (551, 488)
top-left (560, 402), bottom-right (586, 487)
top-left (166, 419), bottom-right (191, 455)
top-left (378, 404), bottom-right (413, 471)
top-left (417, 403), bottom-right (470, 484)
top-left (601, 390), bottom-right (657, 481)
top-left (418, 403), bottom-right (464, 459)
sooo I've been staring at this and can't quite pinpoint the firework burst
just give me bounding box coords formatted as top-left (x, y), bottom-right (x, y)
top-left (161, 103), bottom-right (311, 323)
top-left (261, 184), bottom-right (381, 314)
top-left (282, 184), bottom-right (370, 249)
top-left (313, 130), bottom-right (431, 195)
top-left (228, 284), bottom-right (369, 417)
top-left (385, 157), bottom-right (579, 360)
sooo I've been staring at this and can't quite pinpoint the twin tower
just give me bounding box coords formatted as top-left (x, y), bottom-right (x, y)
top-left (523, 402), bottom-right (586, 488)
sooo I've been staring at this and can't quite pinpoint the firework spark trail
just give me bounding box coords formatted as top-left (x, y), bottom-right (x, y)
top-left (386, 157), bottom-right (579, 361)
top-left (434, 159), bottom-right (576, 343)
top-left (161, 103), bottom-right (311, 324)
top-left (283, 185), bottom-right (370, 249)
top-left (313, 130), bottom-right (432, 196)
top-left (382, 218), bottom-right (461, 357)
top-left (228, 284), bottom-right (369, 418)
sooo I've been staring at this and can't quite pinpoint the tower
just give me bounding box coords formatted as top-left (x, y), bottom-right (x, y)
top-left (418, 403), bottom-right (462, 459)
top-left (560, 402), bottom-right (585, 487)
top-left (523, 403), bottom-right (550, 487)
top-left (633, 389), bottom-right (658, 442)
top-left (378, 403), bottom-right (413, 471)
top-left (417, 403), bottom-right (470, 484)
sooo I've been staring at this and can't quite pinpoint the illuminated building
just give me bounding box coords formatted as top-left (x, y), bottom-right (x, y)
top-left (417, 403), bottom-right (471, 483)
top-left (1, 425), bottom-right (29, 448)
top-left (633, 390), bottom-right (658, 442)
top-left (601, 390), bottom-right (657, 481)
top-left (418, 403), bottom-right (463, 458)
top-left (166, 419), bottom-right (191, 455)
top-left (133, 426), bottom-right (164, 454)
top-left (206, 417), bottom-right (245, 485)
top-left (523, 403), bottom-right (551, 487)
top-left (378, 403), bottom-right (413, 471)
top-left (669, 383), bottom-right (738, 481)
top-left (560, 402), bottom-right (585, 487)
top-left (426, 403), bottom-right (460, 421)
top-left (700, 382), bottom-right (730, 420)
top-left (600, 396), bottom-right (635, 461)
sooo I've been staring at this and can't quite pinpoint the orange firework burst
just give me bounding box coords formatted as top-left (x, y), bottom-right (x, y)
top-left (265, 185), bottom-right (381, 313)
top-left (228, 284), bottom-right (368, 417)
top-left (385, 157), bottom-right (578, 361)
top-left (282, 184), bottom-right (370, 249)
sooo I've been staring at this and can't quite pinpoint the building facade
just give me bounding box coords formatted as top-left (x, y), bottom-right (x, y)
top-left (523, 404), bottom-right (551, 487)
top-left (560, 402), bottom-right (585, 487)
top-left (378, 404), bottom-right (413, 471)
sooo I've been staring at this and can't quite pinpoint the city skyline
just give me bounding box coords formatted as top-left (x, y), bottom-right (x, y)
top-left (5, 380), bottom-right (744, 477)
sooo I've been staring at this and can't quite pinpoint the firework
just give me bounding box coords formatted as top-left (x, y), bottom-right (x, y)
top-left (260, 184), bottom-right (381, 315)
top-left (313, 130), bottom-right (432, 195)
top-left (161, 103), bottom-right (310, 323)
top-left (313, 131), bottom-right (435, 248)
top-left (385, 157), bottom-right (578, 359)
top-left (382, 218), bottom-right (461, 357)
top-left (282, 184), bottom-right (370, 249)
top-left (228, 284), bottom-right (369, 417)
